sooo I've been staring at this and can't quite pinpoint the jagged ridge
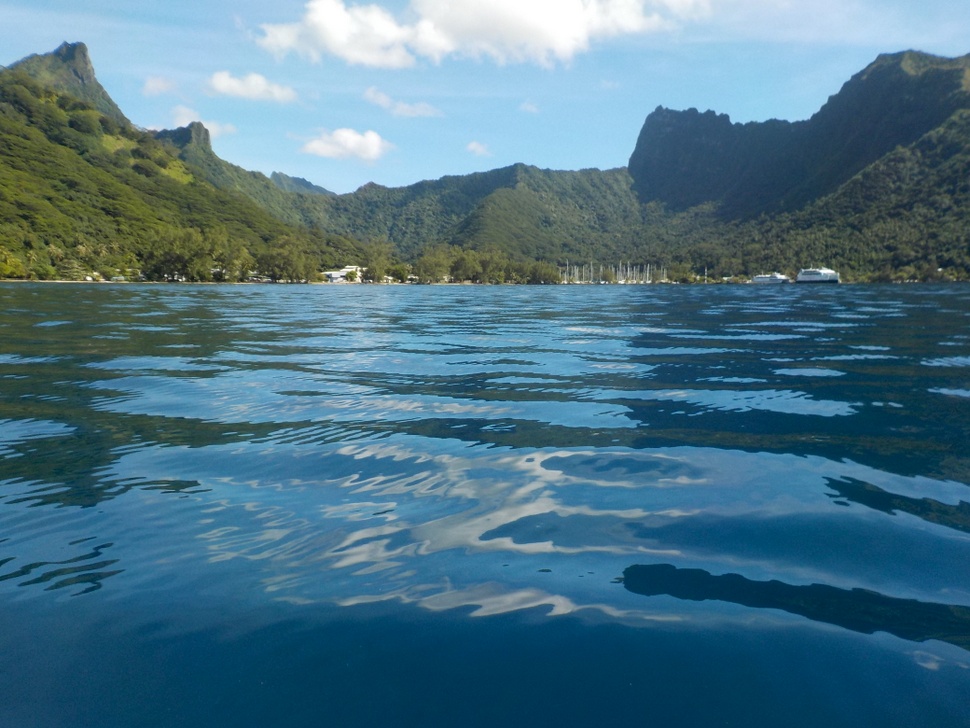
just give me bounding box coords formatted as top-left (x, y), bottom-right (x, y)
top-left (628, 50), bottom-right (970, 218)
top-left (5, 41), bottom-right (970, 282)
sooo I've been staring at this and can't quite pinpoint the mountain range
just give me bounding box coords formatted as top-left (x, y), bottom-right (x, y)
top-left (2, 42), bottom-right (970, 282)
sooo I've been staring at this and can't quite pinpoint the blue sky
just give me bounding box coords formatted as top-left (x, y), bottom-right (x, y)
top-left (2, 1), bottom-right (969, 194)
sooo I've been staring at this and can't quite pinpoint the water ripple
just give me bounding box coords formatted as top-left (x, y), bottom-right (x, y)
top-left (3, 283), bottom-right (970, 725)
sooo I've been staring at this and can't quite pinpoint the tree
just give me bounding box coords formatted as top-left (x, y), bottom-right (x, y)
top-left (413, 245), bottom-right (452, 283)
top-left (527, 261), bottom-right (562, 284)
top-left (450, 248), bottom-right (482, 282)
top-left (140, 227), bottom-right (213, 282)
top-left (207, 227), bottom-right (254, 282)
top-left (256, 235), bottom-right (315, 282)
top-left (362, 240), bottom-right (393, 282)
top-left (477, 246), bottom-right (510, 283)
top-left (387, 262), bottom-right (411, 283)
top-left (0, 245), bottom-right (27, 278)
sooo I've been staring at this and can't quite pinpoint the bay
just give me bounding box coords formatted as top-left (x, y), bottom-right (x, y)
top-left (1, 281), bottom-right (969, 727)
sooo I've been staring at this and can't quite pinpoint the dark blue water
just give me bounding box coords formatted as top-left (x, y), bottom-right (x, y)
top-left (2, 282), bottom-right (969, 727)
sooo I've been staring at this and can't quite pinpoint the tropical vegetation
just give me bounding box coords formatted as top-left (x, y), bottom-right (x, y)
top-left (3, 43), bottom-right (970, 283)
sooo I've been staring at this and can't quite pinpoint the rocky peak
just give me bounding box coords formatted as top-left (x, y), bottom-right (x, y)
top-left (51, 41), bottom-right (96, 84)
top-left (8, 41), bottom-right (129, 124)
top-left (155, 121), bottom-right (213, 152)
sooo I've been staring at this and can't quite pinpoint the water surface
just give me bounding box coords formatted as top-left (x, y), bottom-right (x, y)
top-left (2, 282), bottom-right (969, 726)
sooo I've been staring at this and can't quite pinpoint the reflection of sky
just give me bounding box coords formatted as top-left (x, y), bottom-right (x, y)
top-left (4, 283), bottom-right (970, 632)
top-left (89, 372), bottom-right (640, 429)
top-left (773, 368), bottom-right (845, 377)
top-left (77, 435), bottom-right (970, 619)
top-left (0, 354), bottom-right (60, 364)
top-left (931, 388), bottom-right (970, 399)
top-left (0, 418), bottom-right (75, 457)
top-left (923, 356), bottom-right (970, 367)
top-left (595, 387), bottom-right (858, 416)
top-left (86, 356), bottom-right (227, 373)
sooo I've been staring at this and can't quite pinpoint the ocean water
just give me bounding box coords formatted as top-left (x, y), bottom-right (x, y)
top-left (1, 281), bottom-right (969, 727)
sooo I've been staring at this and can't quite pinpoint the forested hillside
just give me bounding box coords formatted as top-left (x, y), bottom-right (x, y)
top-left (0, 65), bottom-right (359, 281)
top-left (312, 164), bottom-right (644, 262)
top-left (306, 49), bottom-right (970, 281)
top-left (3, 42), bottom-right (970, 283)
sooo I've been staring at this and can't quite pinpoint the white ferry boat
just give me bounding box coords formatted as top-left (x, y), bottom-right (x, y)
top-left (751, 272), bottom-right (790, 284)
top-left (796, 267), bottom-right (840, 283)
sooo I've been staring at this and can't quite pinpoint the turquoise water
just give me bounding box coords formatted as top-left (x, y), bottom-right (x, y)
top-left (1, 282), bottom-right (969, 727)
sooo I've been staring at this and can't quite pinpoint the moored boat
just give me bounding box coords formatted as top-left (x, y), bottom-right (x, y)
top-left (796, 267), bottom-right (840, 283)
top-left (751, 272), bottom-right (790, 284)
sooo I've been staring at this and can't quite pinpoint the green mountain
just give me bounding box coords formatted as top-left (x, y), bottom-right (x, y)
top-left (310, 163), bottom-right (644, 262)
top-left (304, 50), bottom-right (970, 280)
top-left (0, 51), bottom-right (360, 281)
top-left (627, 50), bottom-right (970, 218)
top-left (8, 42), bottom-right (129, 125)
top-left (3, 42), bottom-right (970, 283)
top-left (154, 121), bottom-right (334, 230)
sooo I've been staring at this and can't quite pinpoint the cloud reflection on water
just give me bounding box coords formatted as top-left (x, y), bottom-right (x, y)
top-left (81, 431), bottom-right (970, 625)
top-left (4, 283), bottom-right (970, 654)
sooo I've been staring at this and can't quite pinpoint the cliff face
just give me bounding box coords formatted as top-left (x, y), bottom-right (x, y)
top-left (155, 121), bottom-right (213, 151)
top-left (627, 107), bottom-right (793, 214)
top-left (628, 51), bottom-right (970, 218)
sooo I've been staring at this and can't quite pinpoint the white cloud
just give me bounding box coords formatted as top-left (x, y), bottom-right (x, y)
top-left (172, 106), bottom-right (197, 127)
top-left (259, 0), bottom-right (418, 67)
top-left (363, 86), bottom-right (442, 117)
top-left (171, 106), bottom-right (238, 138)
top-left (467, 140), bottom-right (491, 156)
top-left (258, 0), bottom-right (708, 68)
top-left (209, 71), bottom-right (298, 103)
top-left (302, 128), bottom-right (394, 160)
top-left (143, 76), bottom-right (177, 97)
top-left (519, 100), bottom-right (539, 113)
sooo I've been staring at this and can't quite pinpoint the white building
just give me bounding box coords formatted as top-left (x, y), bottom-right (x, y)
top-left (323, 265), bottom-right (363, 283)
